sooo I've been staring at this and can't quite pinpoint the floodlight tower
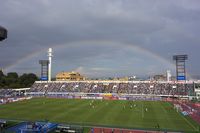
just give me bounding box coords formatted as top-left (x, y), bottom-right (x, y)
top-left (173, 55), bottom-right (188, 81)
top-left (39, 60), bottom-right (49, 81)
top-left (47, 48), bottom-right (53, 81)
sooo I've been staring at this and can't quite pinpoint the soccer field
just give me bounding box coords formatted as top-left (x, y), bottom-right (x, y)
top-left (0, 98), bottom-right (199, 132)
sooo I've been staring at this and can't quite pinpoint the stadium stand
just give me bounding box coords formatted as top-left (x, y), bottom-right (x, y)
top-left (27, 81), bottom-right (195, 97)
top-left (0, 89), bottom-right (16, 98)
top-left (7, 121), bottom-right (58, 133)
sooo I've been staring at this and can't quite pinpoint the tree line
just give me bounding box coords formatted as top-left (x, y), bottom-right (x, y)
top-left (0, 70), bottom-right (38, 89)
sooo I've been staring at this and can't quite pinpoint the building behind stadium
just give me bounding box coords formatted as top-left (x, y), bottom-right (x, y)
top-left (56, 71), bottom-right (85, 81)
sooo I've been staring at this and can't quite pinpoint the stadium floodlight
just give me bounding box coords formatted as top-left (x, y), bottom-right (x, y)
top-left (61, 85), bottom-right (66, 88)
top-left (0, 26), bottom-right (7, 41)
top-left (173, 55), bottom-right (188, 81)
top-left (39, 60), bottom-right (49, 81)
top-left (75, 85), bottom-right (79, 88)
top-left (172, 85), bottom-right (177, 89)
top-left (150, 85), bottom-right (154, 88)
top-left (44, 84), bottom-right (48, 88)
top-left (93, 85), bottom-right (97, 88)
top-left (113, 85), bottom-right (117, 89)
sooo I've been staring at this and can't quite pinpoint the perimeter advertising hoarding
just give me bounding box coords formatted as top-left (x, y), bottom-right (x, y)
top-left (41, 77), bottom-right (48, 81)
top-left (177, 76), bottom-right (186, 80)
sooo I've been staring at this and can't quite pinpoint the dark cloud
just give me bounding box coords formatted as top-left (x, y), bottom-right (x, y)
top-left (0, 0), bottom-right (200, 78)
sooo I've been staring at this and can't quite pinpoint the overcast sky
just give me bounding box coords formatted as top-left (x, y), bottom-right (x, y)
top-left (0, 0), bottom-right (200, 78)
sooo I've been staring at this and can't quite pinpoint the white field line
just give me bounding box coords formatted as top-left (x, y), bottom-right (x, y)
top-left (166, 102), bottom-right (198, 131)
top-left (142, 102), bottom-right (144, 118)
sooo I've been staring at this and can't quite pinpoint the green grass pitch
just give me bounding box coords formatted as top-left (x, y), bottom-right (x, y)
top-left (0, 98), bottom-right (199, 132)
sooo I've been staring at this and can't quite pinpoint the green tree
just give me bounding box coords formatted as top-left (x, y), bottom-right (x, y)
top-left (0, 70), bottom-right (4, 78)
top-left (0, 70), bottom-right (5, 88)
top-left (4, 72), bottom-right (19, 88)
top-left (19, 73), bottom-right (38, 87)
top-left (7, 72), bottom-right (18, 79)
top-left (0, 71), bottom-right (38, 89)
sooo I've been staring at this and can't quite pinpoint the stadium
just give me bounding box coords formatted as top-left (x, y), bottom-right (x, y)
top-left (1, 80), bottom-right (200, 133)
top-left (1, 49), bottom-right (200, 133)
top-left (0, 38), bottom-right (200, 133)
top-left (1, 1), bottom-right (200, 133)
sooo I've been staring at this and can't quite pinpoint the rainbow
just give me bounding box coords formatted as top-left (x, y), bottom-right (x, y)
top-left (4, 40), bottom-right (188, 78)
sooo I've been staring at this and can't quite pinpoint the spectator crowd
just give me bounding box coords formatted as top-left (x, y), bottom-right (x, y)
top-left (27, 82), bottom-right (194, 96)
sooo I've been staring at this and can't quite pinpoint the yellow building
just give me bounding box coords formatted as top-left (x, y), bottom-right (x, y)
top-left (113, 77), bottom-right (129, 81)
top-left (56, 71), bottom-right (85, 81)
top-left (153, 74), bottom-right (166, 81)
